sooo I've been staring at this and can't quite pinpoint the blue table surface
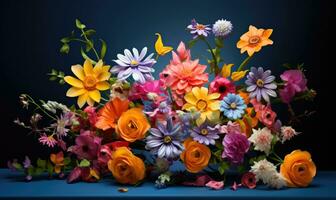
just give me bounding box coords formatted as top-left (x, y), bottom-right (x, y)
top-left (0, 169), bottom-right (335, 200)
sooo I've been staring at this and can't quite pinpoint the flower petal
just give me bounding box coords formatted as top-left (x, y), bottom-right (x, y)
top-left (64, 76), bottom-right (84, 88)
top-left (184, 92), bottom-right (197, 104)
top-left (66, 87), bottom-right (87, 97)
top-left (84, 59), bottom-right (94, 75)
top-left (77, 93), bottom-right (89, 108)
top-left (71, 65), bottom-right (85, 81)
top-left (96, 82), bottom-right (110, 90)
top-left (89, 90), bottom-right (101, 103)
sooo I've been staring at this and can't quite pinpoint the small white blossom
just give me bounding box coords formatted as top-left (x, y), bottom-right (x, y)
top-left (280, 126), bottom-right (299, 143)
top-left (212, 19), bottom-right (233, 37)
top-left (42, 101), bottom-right (69, 113)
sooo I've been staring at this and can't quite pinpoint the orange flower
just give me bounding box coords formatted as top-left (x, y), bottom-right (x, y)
top-left (180, 138), bottom-right (211, 173)
top-left (237, 25), bottom-right (273, 56)
top-left (50, 151), bottom-right (64, 174)
top-left (280, 150), bottom-right (316, 187)
top-left (108, 147), bottom-right (145, 184)
top-left (95, 97), bottom-right (129, 131)
top-left (116, 108), bottom-right (150, 142)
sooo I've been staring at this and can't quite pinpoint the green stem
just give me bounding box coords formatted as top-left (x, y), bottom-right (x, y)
top-left (71, 38), bottom-right (87, 43)
top-left (80, 29), bottom-right (100, 60)
top-left (155, 54), bottom-right (160, 61)
top-left (201, 38), bottom-right (220, 75)
top-left (25, 95), bottom-right (57, 121)
top-left (237, 55), bottom-right (253, 71)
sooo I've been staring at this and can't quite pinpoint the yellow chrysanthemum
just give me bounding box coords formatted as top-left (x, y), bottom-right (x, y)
top-left (237, 25), bottom-right (273, 56)
top-left (64, 59), bottom-right (111, 108)
top-left (182, 87), bottom-right (220, 126)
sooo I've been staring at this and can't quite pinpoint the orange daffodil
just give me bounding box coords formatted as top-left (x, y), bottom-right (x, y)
top-left (64, 59), bottom-right (111, 108)
top-left (182, 87), bottom-right (220, 126)
top-left (237, 25), bottom-right (273, 56)
top-left (155, 33), bottom-right (173, 56)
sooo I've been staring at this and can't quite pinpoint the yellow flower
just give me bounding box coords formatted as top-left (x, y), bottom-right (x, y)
top-left (221, 63), bottom-right (248, 81)
top-left (182, 87), bottom-right (220, 126)
top-left (155, 33), bottom-right (173, 56)
top-left (108, 147), bottom-right (145, 184)
top-left (50, 151), bottom-right (64, 174)
top-left (64, 59), bottom-right (111, 108)
top-left (237, 25), bottom-right (273, 56)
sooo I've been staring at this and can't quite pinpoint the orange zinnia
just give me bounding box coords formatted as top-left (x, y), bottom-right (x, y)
top-left (237, 25), bottom-right (273, 56)
top-left (95, 97), bottom-right (129, 131)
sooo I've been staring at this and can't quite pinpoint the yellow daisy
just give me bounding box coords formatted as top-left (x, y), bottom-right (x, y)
top-left (182, 87), bottom-right (220, 126)
top-left (64, 59), bottom-right (111, 108)
top-left (237, 25), bottom-right (273, 56)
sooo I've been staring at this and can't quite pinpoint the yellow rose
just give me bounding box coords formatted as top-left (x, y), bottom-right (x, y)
top-left (108, 147), bottom-right (145, 184)
top-left (280, 150), bottom-right (316, 187)
top-left (180, 138), bottom-right (211, 173)
top-left (116, 108), bottom-right (150, 142)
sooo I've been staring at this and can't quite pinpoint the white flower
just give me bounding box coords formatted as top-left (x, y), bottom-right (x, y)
top-left (280, 126), bottom-right (299, 143)
top-left (267, 173), bottom-right (287, 189)
top-left (249, 127), bottom-right (274, 155)
top-left (250, 159), bottom-right (277, 182)
top-left (110, 80), bottom-right (130, 100)
top-left (42, 101), bottom-right (69, 113)
top-left (212, 19), bottom-right (233, 37)
top-left (250, 159), bottom-right (286, 189)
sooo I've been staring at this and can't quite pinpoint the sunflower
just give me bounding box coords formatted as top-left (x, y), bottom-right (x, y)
top-left (182, 87), bottom-right (220, 126)
top-left (237, 25), bottom-right (273, 56)
top-left (64, 59), bottom-right (111, 108)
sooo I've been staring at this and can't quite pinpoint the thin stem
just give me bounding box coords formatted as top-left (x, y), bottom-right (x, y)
top-left (237, 55), bottom-right (253, 71)
top-left (25, 95), bottom-right (57, 121)
top-left (80, 29), bottom-right (100, 60)
top-left (71, 38), bottom-right (87, 43)
top-left (201, 38), bottom-right (220, 75)
top-left (155, 54), bottom-right (160, 61)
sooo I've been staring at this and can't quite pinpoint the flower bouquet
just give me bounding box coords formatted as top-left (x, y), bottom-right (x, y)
top-left (9, 18), bottom-right (317, 190)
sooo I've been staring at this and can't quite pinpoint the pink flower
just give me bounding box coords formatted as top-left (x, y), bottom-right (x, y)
top-left (231, 181), bottom-right (242, 191)
top-left (69, 130), bottom-right (101, 160)
top-left (210, 76), bottom-right (235, 100)
top-left (171, 41), bottom-right (191, 65)
top-left (84, 106), bottom-right (98, 126)
top-left (280, 70), bottom-right (307, 104)
top-left (219, 121), bottom-right (241, 134)
top-left (280, 126), bottom-right (299, 143)
top-left (241, 172), bottom-right (256, 189)
top-left (38, 133), bottom-right (57, 148)
top-left (222, 131), bottom-right (250, 165)
top-left (206, 180), bottom-right (224, 190)
top-left (130, 80), bottom-right (166, 103)
top-left (97, 145), bottom-right (112, 165)
top-left (258, 105), bottom-right (277, 128)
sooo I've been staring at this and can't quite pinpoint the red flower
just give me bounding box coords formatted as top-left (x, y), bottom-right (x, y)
top-left (241, 172), bottom-right (257, 189)
top-left (210, 76), bottom-right (236, 100)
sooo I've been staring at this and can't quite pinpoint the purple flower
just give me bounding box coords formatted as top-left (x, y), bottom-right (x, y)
top-left (222, 132), bottom-right (250, 165)
top-left (187, 19), bottom-right (211, 39)
top-left (145, 118), bottom-right (184, 159)
top-left (69, 130), bottom-right (101, 160)
top-left (51, 112), bottom-right (75, 137)
top-left (23, 156), bottom-right (31, 168)
top-left (279, 70), bottom-right (307, 103)
top-left (111, 47), bottom-right (156, 83)
top-left (246, 67), bottom-right (277, 102)
top-left (190, 124), bottom-right (220, 145)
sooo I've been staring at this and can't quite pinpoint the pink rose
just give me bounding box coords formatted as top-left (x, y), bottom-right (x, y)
top-left (206, 180), bottom-right (224, 190)
top-left (258, 105), bottom-right (277, 128)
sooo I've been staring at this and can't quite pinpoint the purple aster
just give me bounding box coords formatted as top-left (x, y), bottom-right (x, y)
top-left (245, 67), bottom-right (277, 102)
top-left (222, 131), bottom-right (250, 165)
top-left (145, 118), bottom-right (184, 159)
top-left (187, 19), bottom-right (211, 39)
top-left (111, 47), bottom-right (156, 83)
top-left (190, 124), bottom-right (220, 145)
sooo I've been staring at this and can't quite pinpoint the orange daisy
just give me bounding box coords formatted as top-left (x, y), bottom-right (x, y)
top-left (237, 25), bottom-right (273, 56)
top-left (95, 97), bottom-right (129, 131)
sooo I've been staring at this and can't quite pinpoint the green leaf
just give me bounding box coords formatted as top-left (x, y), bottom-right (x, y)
top-left (49, 76), bottom-right (57, 81)
top-left (75, 19), bottom-right (86, 29)
top-left (60, 37), bottom-right (72, 43)
top-left (237, 165), bottom-right (246, 173)
top-left (188, 38), bottom-right (199, 48)
top-left (58, 71), bottom-right (65, 77)
top-left (215, 37), bottom-right (224, 48)
top-left (218, 162), bottom-right (229, 175)
top-left (80, 48), bottom-right (97, 64)
top-left (100, 39), bottom-right (107, 59)
top-left (82, 29), bottom-right (96, 37)
top-left (51, 69), bottom-right (58, 75)
top-left (59, 79), bottom-right (65, 84)
top-left (60, 43), bottom-right (70, 54)
top-left (64, 157), bottom-right (71, 165)
top-left (35, 167), bottom-right (44, 175)
top-left (12, 162), bottom-right (23, 170)
top-left (27, 166), bottom-right (35, 176)
top-left (47, 161), bottom-right (54, 175)
top-left (79, 159), bottom-right (90, 167)
top-left (37, 159), bottom-right (46, 169)
top-left (85, 40), bottom-right (94, 52)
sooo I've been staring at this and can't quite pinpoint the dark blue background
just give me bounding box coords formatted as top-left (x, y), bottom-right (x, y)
top-left (1, 0), bottom-right (331, 168)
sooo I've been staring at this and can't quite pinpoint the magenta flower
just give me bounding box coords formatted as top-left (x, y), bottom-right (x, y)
top-left (39, 133), bottom-right (57, 148)
top-left (69, 130), bottom-right (101, 160)
top-left (210, 76), bottom-right (235, 100)
top-left (97, 144), bottom-right (112, 166)
top-left (206, 180), bottom-right (224, 190)
top-left (84, 106), bottom-right (98, 126)
top-left (280, 70), bottom-right (307, 103)
top-left (222, 132), bottom-right (250, 165)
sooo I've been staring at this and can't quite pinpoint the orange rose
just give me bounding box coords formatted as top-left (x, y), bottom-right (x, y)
top-left (116, 108), bottom-right (150, 142)
top-left (280, 150), bottom-right (316, 187)
top-left (180, 138), bottom-right (211, 173)
top-left (108, 147), bottom-right (145, 184)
